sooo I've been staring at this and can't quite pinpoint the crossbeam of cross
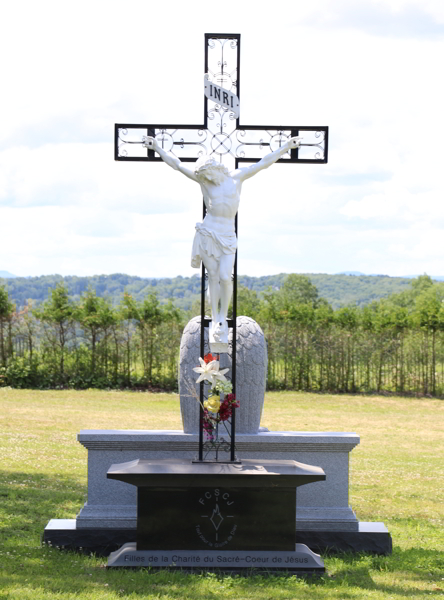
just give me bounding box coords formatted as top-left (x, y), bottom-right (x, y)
top-left (115, 34), bottom-right (328, 169)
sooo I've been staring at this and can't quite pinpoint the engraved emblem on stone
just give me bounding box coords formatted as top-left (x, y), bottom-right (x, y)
top-left (197, 489), bottom-right (236, 545)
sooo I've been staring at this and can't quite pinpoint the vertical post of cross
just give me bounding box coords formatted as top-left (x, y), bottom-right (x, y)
top-left (197, 34), bottom-right (241, 463)
top-left (231, 214), bottom-right (238, 462)
top-left (198, 202), bottom-right (206, 462)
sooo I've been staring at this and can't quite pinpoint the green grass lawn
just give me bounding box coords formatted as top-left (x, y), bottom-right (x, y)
top-left (0, 387), bottom-right (443, 599)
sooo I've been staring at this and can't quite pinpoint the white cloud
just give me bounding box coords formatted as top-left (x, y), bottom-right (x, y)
top-left (0, 142), bottom-right (200, 214)
top-left (341, 181), bottom-right (444, 223)
top-left (300, 0), bottom-right (444, 38)
top-left (0, 204), bottom-right (200, 277)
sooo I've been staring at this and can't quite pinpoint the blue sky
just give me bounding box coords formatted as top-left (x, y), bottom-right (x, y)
top-left (1, 0), bottom-right (444, 278)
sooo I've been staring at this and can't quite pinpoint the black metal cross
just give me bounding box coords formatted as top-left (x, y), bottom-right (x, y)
top-left (114, 33), bottom-right (329, 463)
top-left (115, 33), bottom-right (328, 168)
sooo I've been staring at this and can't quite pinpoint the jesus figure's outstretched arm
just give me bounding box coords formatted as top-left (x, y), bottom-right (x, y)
top-left (142, 136), bottom-right (199, 182)
top-left (234, 136), bottom-right (302, 182)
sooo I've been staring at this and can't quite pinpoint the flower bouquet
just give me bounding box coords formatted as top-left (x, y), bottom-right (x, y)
top-left (193, 353), bottom-right (239, 456)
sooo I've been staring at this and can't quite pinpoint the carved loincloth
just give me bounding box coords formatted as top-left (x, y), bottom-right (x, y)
top-left (191, 223), bottom-right (237, 268)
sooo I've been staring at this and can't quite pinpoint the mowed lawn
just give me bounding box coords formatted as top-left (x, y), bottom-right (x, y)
top-left (0, 387), bottom-right (443, 599)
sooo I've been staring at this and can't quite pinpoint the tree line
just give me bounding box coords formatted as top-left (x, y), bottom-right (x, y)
top-left (1, 274), bottom-right (444, 396)
top-left (1, 271), bottom-right (418, 313)
top-left (0, 285), bottom-right (182, 390)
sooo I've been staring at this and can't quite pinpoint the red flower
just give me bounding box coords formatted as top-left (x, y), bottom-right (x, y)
top-left (203, 353), bottom-right (215, 364)
top-left (218, 394), bottom-right (239, 421)
top-left (203, 409), bottom-right (215, 440)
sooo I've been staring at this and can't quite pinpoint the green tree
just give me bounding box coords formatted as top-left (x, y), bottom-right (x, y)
top-left (0, 285), bottom-right (15, 367)
top-left (314, 302), bottom-right (334, 391)
top-left (158, 300), bottom-right (183, 386)
top-left (281, 274), bottom-right (319, 306)
top-left (334, 306), bottom-right (359, 392)
top-left (76, 289), bottom-right (116, 377)
top-left (411, 274), bottom-right (434, 295)
top-left (122, 292), bottom-right (166, 382)
top-left (258, 288), bottom-right (280, 387)
top-left (16, 300), bottom-right (39, 363)
top-left (235, 285), bottom-right (261, 320)
top-left (35, 283), bottom-right (74, 381)
top-left (411, 284), bottom-right (444, 394)
top-left (386, 303), bottom-right (409, 393)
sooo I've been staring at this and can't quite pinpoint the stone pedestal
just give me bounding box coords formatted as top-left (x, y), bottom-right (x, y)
top-left (76, 430), bottom-right (358, 531)
top-left (43, 429), bottom-right (392, 554)
top-left (106, 458), bottom-right (326, 572)
top-left (108, 458), bottom-right (325, 550)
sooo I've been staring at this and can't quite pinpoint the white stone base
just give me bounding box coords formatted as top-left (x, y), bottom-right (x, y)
top-left (76, 430), bottom-right (360, 532)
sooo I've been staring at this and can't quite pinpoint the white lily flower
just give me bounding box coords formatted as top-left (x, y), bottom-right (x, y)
top-left (193, 357), bottom-right (229, 385)
top-left (212, 365), bottom-right (229, 383)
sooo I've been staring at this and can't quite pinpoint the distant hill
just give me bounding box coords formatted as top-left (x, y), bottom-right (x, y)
top-left (0, 272), bottom-right (425, 311)
top-left (308, 273), bottom-right (413, 309)
top-left (338, 271), bottom-right (444, 281)
top-left (0, 271), bottom-right (17, 278)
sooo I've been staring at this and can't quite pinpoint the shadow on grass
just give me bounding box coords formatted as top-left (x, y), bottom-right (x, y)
top-left (1, 471), bottom-right (442, 598)
top-left (0, 470), bottom-right (86, 541)
top-left (1, 468), bottom-right (131, 558)
top-left (325, 546), bottom-right (444, 597)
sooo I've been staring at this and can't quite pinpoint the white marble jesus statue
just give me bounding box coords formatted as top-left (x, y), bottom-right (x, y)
top-left (143, 135), bottom-right (302, 350)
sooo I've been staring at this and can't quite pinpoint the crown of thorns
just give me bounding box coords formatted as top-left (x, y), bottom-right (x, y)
top-left (194, 156), bottom-right (229, 174)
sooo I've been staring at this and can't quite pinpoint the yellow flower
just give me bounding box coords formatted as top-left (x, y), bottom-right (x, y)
top-left (204, 394), bottom-right (221, 413)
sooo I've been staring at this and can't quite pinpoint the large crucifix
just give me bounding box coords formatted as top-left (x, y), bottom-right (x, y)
top-left (115, 33), bottom-right (328, 462)
top-left (115, 33), bottom-right (328, 352)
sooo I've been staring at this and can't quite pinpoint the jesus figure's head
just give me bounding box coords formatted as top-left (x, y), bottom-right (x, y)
top-left (194, 156), bottom-right (229, 185)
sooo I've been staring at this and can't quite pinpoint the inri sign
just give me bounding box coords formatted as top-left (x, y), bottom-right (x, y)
top-left (204, 75), bottom-right (240, 118)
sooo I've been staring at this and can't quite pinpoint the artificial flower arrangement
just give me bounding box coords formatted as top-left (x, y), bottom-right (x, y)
top-left (193, 353), bottom-right (239, 441)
